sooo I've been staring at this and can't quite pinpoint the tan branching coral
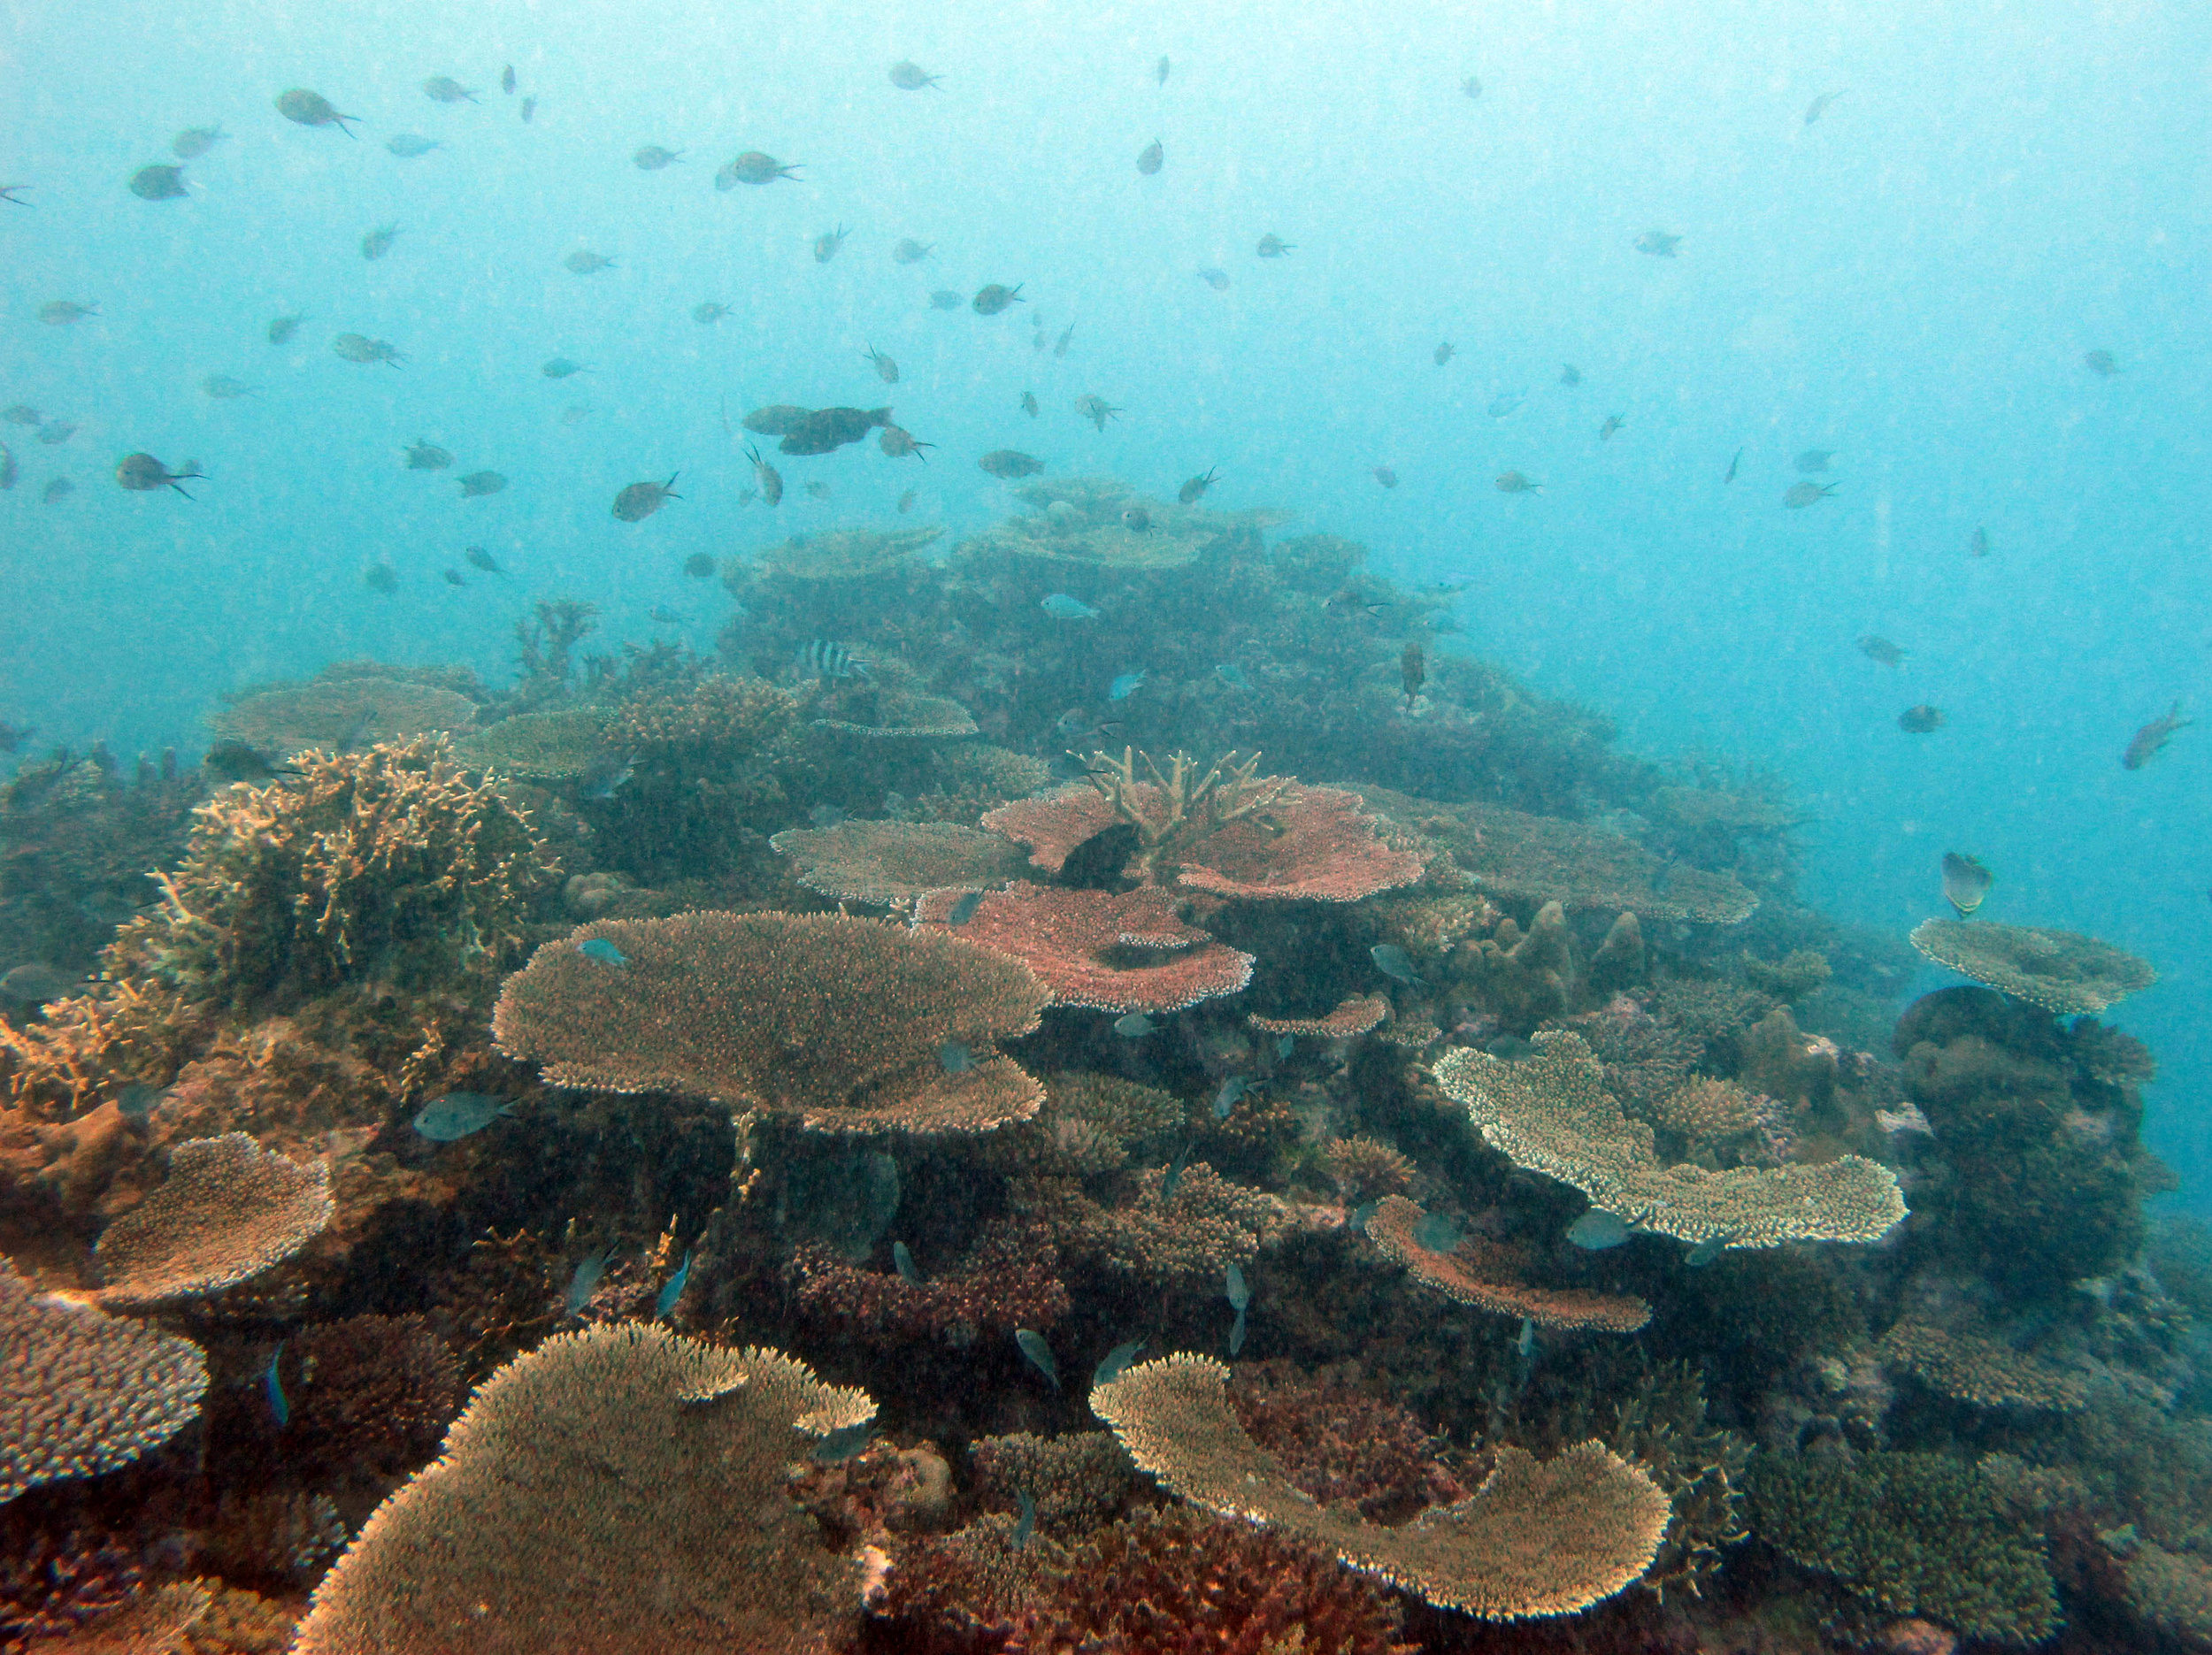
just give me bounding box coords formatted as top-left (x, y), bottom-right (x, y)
top-left (607, 674), bottom-right (799, 761)
top-left (915, 883), bottom-right (1254, 1012)
top-left (755, 525), bottom-right (943, 581)
top-left (770, 822), bottom-right (1033, 907)
top-left (1640, 1077), bottom-right (1771, 1156)
top-left (1435, 801), bottom-right (1757, 923)
top-left (1365, 1195), bottom-right (1650, 1332)
top-left (493, 911), bottom-right (1051, 1133)
top-left (0, 1257), bottom-right (207, 1505)
top-left (1089, 1354), bottom-right (1671, 1619)
top-left (1433, 1032), bottom-right (1905, 1248)
top-left (109, 738), bottom-right (560, 1008)
top-left (91, 1134), bottom-right (333, 1309)
top-left (68, 1580), bottom-right (212, 1654)
top-left (291, 1327), bottom-right (875, 1655)
top-left (1016, 1162), bottom-right (1291, 1288)
top-left (1251, 995), bottom-right (1391, 1038)
top-left (1877, 1318), bottom-right (2086, 1412)
top-left (210, 678), bottom-right (478, 755)
top-left (970, 1430), bottom-right (1138, 1536)
top-left (1322, 1136), bottom-right (1417, 1203)
top-left (453, 709), bottom-right (615, 779)
top-left (1909, 918), bottom-right (2156, 1016)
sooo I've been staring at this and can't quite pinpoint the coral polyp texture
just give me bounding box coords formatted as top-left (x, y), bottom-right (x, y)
top-left (290, 1326), bottom-right (875, 1655)
top-left (491, 910), bottom-right (1051, 1131)
top-left (1365, 1194), bottom-right (1650, 1332)
top-left (1089, 1353), bottom-right (1671, 1619)
top-left (91, 1132), bottom-right (333, 1309)
top-left (452, 707), bottom-right (614, 778)
top-left (210, 674), bottom-right (479, 755)
top-left (1250, 993), bottom-right (1391, 1038)
top-left (1909, 917), bottom-right (2157, 1015)
top-left (0, 1258), bottom-right (207, 1505)
top-left (914, 881), bottom-right (1255, 1011)
top-left (1432, 1031), bottom-right (1907, 1247)
top-left (108, 736), bottom-right (560, 1008)
top-left (770, 820), bottom-right (1033, 906)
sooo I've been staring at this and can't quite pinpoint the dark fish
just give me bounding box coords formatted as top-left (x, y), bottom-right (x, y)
top-left (1137, 138), bottom-right (1164, 175)
top-left (1076, 395), bottom-right (1121, 431)
top-left (1794, 448), bottom-right (1834, 473)
top-left (979, 449), bottom-right (1044, 479)
top-left (1021, 391), bottom-right (1040, 418)
top-left (2123, 701), bottom-right (2191, 770)
top-left (35, 419), bottom-right (74, 444)
top-left (893, 238), bottom-right (933, 264)
top-left (896, 488), bottom-right (916, 513)
top-left (364, 561), bottom-right (399, 594)
top-left (812, 225), bottom-right (849, 264)
top-left (579, 938), bottom-right (628, 966)
top-left (39, 301), bottom-right (96, 324)
top-left (1113, 1011), bottom-right (1156, 1038)
top-left (742, 405), bottom-right (813, 436)
top-left (1494, 470), bottom-right (1540, 494)
top-left (41, 477), bottom-right (72, 504)
top-left (204, 739), bottom-right (296, 783)
top-left (1599, 415), bottom-right (1624, 441)
top-left (1941, 852), bottom-right (1993, 918)
top-left (1560, 364), bottom-right (1582, 386)
top-left (894, 1241), bottom-right (923, 1285)
top-left (1160, 1143), bottom-right (1190, 1200)
top-left (1783, 480), bottom-right (1838, 508)
top-left (1176, 467), bottom-right (1218, 504)
top-left (692, 301), bottom-right (730, 323)
top-left (115, 453), bottom-right (204, 497)
top-left (276, 88), bottom-right (357, 135)
top-left (1199, 267), bottom-right (1230, 290)
top-left (457, 471), bottom-right (507, 497)
top-left (386, 134), bottom-right (445, 157)
top-left (0, 186), bottom-right (28, 206)
top-left (747, 443), bottom-right (783, 505)
top-left (128, 165), bottom-right (188, 201)
top-left (1856, 635), bottom-right (1906, 666)
top-left (655, 1250), bottom-right (691, 1320)
top-left (973, 283), bottom-right (1025, 315)
top-left (423, 75), bottom-right (479, 103)
top-left (937, 1040), bottom-right (973, 1075)
top-left (1401, 640), bottom-right (1425, 707)
top-left (332, 333), bottom-right (405, 365)
top-left (361, 224), bottom-right (399, 260)
top-left (1256, 234), bottom-right (1294, 257)
top-left (171, 125), bottom-right (227, 159)
top-left (1372, 465), bottom-right (1397, 488)
top-left (520, 96), bottom-right (536, 123)
top-left (682, 551), bottom-right (716, 577)
top-left (404, 440), bottom-right (453, 471)
top-left (1434, 341), bottom-right (1455, 366)
top-left (2084, 349), bottom-right (2119, 378)
top-left (613, 473), bottom-right (680, 521)
top-left (1155, 55), bottom-right (1170, 86)
top-left (412, 1092), bottom-right (516, 1141)
top-left (503, 65), bottom-right (517, 95)
top-left (265, 1345), bottom-right (288, 1428)
top-left (947, 890), bottom-right (986, 926)
top-left (0, 962), bottom-right (76, 1004)
top-left (865, 346), bottom-right (899, 383)
top-left (1634, 229), bottom-right (1682, 257)
top-left (1897, 705), bottom-right (1946, 734)
top-left (634, 145), bottom-right (684, 170)
top-left (464, 545), bottom-right (503, 574)
top-left (795, 640), bottom-right (868, 679)
top-left (564, 249), bottom-right (616, 274)
top-left (717, 151), bottom-right (801, 188)
top-left (889, 60), bottom-right (942, 90)
top-left (268, 312), bottom-right (306, 344)
top-left (879, 425), bottom-right (933, 460)
top-left (780, 406), bottom-right (891, 455)
top-left (1724, 446), bottom-right (1741, 483)
top-left (1804, 90), bottom-right (1844, 124)
top-left (1014, 1329), bottom-right (1060, 1389)
top-left (1684, 1232), bottom-right (1737, 1268)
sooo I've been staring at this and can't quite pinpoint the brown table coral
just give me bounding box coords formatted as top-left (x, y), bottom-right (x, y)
top-left (914, 882), bottom-right (1253, 1012)
top-left (1909, 918), bottom-right (2156, 1016)
top-left (772, 821), bottom-right (1033, 908)
top-left (1365, 1194), bottom-right (1650, 1332)
top-left (91, 1132), bottom-right (333, 1309)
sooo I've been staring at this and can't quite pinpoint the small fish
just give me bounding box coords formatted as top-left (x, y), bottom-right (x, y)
top-left (385, 134), bottom-right (445, 157)
top-left (333, 333), bottom-right (405, 366)
top-left (979, 449), bottom-right (1045, 479)
top-left (1215, 663), bottom-right (1251, 690)
top-left (947, 891), bottom-right (987, 927)
top-left (2, 406), bottom-right (38, 425)
top-left (41, 477), bottom-right (73, 504)
top-left (268, 312), bottom-right (306, 344)
top-left (1634, 229), bottom-right (1682, 257)
top-left (579, 937), bottom-right (629, 966)
top-left (1160, 1143), bottom-right (1191, 1200)
top-left (682, 551), bottom-right (715, 577)
top-left (1494, 470), bottom-right (1540, 494)
top-left (2123, 701), bottom-right (2191, 770)
top-left (361, 223), bottom-right (399, 260)
top-left (1401, 641), bottom-right (1425, 709)
top-left (613, 474), bottom-right (681, 522)
top-left (265, 1344), bottom-right (289, 1428)
top-left (893, 1241), bottom-right (923, 1285)
top-left (1804, 90), bottom-right (1844, 125)
top-left (879, 425), bottom-right (933, 461)
top-left (276, 88), bottom-right (359, 135)
top-left (2084, 349), bottom-right (2119, 378)
top-left (442, 569), bottom-right (467, 586)
top-left (1412, 1212), bottom-right (1461, 1253)
top-left (0, 962), bottom-right (76, 1003)
top-left (35, 420), bottom-right (74, 445)
top-left (1076, 395), bottom-right (1121, 432)
top-left (1486, 388), bottom-right (1526, 419)
top-left (864, 345), bottom-right (900, 384)
top-left (892, 239), bottom-right (934, 264)
top-left (929, 289), bottom-right (964, 310)
top-left (1941, 852), bottom-right (1993, 918)
top-left (1794, 448), bottom-right (1834, 474)
top-left (115, 453), bottom-right (204, 497)
top-left (747, 443), bottom-right (784, 506)
top-left (1566, 1210), bottom-right (1631, 1250)
top-left (656, 1250), bottom-right (691, 1320)
top-left (171, 124), bottom-right (227, 159)
top-left (565, 1248), bottom-right (611, 1314)
top-left (116, 1081), bottom-right (169, 1120)
top-left (1178, 466), bottom-right (1218, 504)
top-left (811, 1421), bottom-right (876, 1465)
top-left (128, 165), bottom-right (189, 201)
top-left (503, 65), bottom-right (517, 95)
top-left (1093, 1340), bottom-right (1146, 1386)
top-left (1463, 75), bottom-right (1484, 100)
top-left (1198, 267), bottom-right (1230, 290)
top-left (462, 546), bottom-right (504, 576)
top-left (973, 283), bottom-right (1025, 316)
top-left (1371, 465), bottom-right (1397, 488)
top-left (564, 249), bottom-right (616, 275)
top-left (1856, 635), bottom-right (1907, 667)
top-left (541, 356), bottom-right (591, 379)
top-left (520, 97), bottom-right (536, 123)
top-left (1155, 55), bottom-right (1171, 87)
top-left (1012, 1489), bottom-right (1037, 1552)
top-left (634, 144), bottom-right (684, 170)
top-left (1256, 234), bottom-right (1294, 257)
top-left (202, 376), bottom-right (257, 400)
top-left (889, 59), bottom-right (943, 90)
top-left (1137, 139), bottom-right (1164, 175)
top-left (1228, 1301), bottom-right (1247, 1357)
top-left (1371, 944), bottom-right (1423, 985)
top-left (1349, 1199), bottom-right (1378, 1233)
top-left (693, 301), bottom-right (730, 324)
top-left (1599, 414), bottom-right (1624, 441)
top-left (1970, 526), bottom-right (1991, 557)
top-left (812, 225), bottom-right (849, 264)
top-left (796, 640), bottom-right (868, 679)
top-left (363, 562), bottom-right (399, 594)
top-left (938, 1041), bottom-right (974, 1075)
top-left (39, 301), bottom-right (96, 325)
top-left (1015, 1329), bottom-right (1060, 1389)
top-left (411, 1092), bottom-right (516, 1141)
top-left (1109, 670), bottom-right (1147, 701)
top-left (1684, 1232), bottom-right (1736, 1268)
top-left (1225, 1262), bottom-right (1249, 1312)
top-left (1434, 342), bottom-right (1455, 366)
top-left (0, 186), bottom-right (27, 205)
top-left (1560, 364), bottom-right (1582, 386)
top-left (648, 606), bottom-right (683, 624)
top-left (1783, 480), bottom-right (1838, 508)
top-left (1724, 446), bottom-right (1742, 483)
top-left (457, 471), bottom-right (507, 497)
top-left (1122, 505), bottom-right (1150, 532)
top-left (404, 440), bottom-right (453, 471)
top-left (1274, 1034), bottom-right (1294, 1059)
top-left (1897, 705), bottom-right (1946, 734)
top-left (1114, 1011), bottom-right (1156, 1038)
top-left (1041, 594), bottom-right (1097, 620)
top-left (1213, 1075), bottom-right (1253, 1120)
top-left (424, 75), bottom-right (480, 103)
top-left (1055, 323), bottom-right (1076, 358)
top-left (1516, 1318), bottom-right (1535, 1358)
top-left (896, 488), bottom-right (917, 513)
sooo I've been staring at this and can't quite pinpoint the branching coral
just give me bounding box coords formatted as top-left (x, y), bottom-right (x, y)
top-left (281, 1314), bottom-right (465, 1478)
top-left (91, 1133), bottom-right (332, 1308)
top-left (0, 1258), bottom-right (206, 1505)
top-left (792, 1219), bottom-right (1071, 1340)
top-left (1432, 1032), bottom-right (1906, 1248)
top-left (64, 1580), bottom-right (212, 1655)
top-left (494, 911), bottom-right (1051, 1132)
top-left (608, 672), bottom-right (799, 762)
top-left (1017, 1162), bottom-right (1292, 1289)
top-left (970, 1429), bottom-right (1138, 1536)
top-left (1090, 1354), bottom-right (1671, 1619)
top-left (1909, 918), bottom-right (2157, 1016)
top-left (108, 737), bottom-right (560, 1009)
top-left (1365, 1195), bottom-right (1650, 1332)
top-left (1229, 1361), bottom-right (1471, 1524)
top-left (915, 882), bottom-right (1254, 1012)
top-left (292, 1327), bottom-right (876, 1655)
top-left (1322, 1136), bottom-right (1417, 1203)
top-left (771, 822), bottom-right (1033, 906)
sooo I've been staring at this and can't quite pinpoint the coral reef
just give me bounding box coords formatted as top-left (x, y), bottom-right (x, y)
top-left (1366, 1194), bottom-right (1650, 1332)
top-left (915, 882), bottom-right (1254, 1012)
top-left (451, 707), bottom-right (613, 779)
top-left (91, 1134), bottom-right (332, 1308)
top-left (210, 673), bottom-right (479, 756)
top-left (770, 821), bottom-right (1033, 906)
top-left (968, 1429), bottom-right (1138, 1535)
top-left (1909, 918), bottom-right (2156, 1015)
top-left (1251, 994), bottom-right (1390, 1038)
top-left (1229, 1360), bottom-right (1471, 1523)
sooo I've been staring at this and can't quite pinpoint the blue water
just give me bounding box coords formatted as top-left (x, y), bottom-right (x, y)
top-left (4, 0), bottom-right (2204, 1182)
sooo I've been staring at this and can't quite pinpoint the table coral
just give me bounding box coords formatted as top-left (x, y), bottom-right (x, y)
top-left (91, 1133), bottom-right (332, 1309)
top-left (452, 708), bottom-right (614, 779)
top-left (1365, 1194), bottom-right (1650, 1333)
top-left (771, 821), bottom-right (1032, 907)
top-left (1432, 799), bottom-right (1759, 923)
top-left (915, 882), bottom-right (1254, 1012)
top-left (208, 678), bottom-right (478, 757)
top-left (1909, 918), bottom-right (2156, 1017)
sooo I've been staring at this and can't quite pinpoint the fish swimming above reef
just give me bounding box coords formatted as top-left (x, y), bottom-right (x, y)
top-left (387, 134), bottom-right (443, 157)
top-left (929, 289), bottom-right (964, 310)
top-left (1805, 90), bottom-right (1844, 124)
top-left (465, 546), bottom-right (503, 574)
top-left (693, 301), bottom-right (730, 324)
top-left (656, 1251), bottom-right (691, 1320)
top-left (1093, 1340), bottom-right (1145, 1386)
top-left (1434, 342), bottom-right (1455, 366)
top-left (718, 151), bottom-right (801, 188)
top-left (1114, 1011), bottom-right (1156, 1038)
top-left (937, 1041), bottom-right (973, 1075)
top-left (519, 97), bottom-right (536, 122)
top-left (172, 124), bottom-right (226, 158)
top-left (115, 453), bottom-right (204, 497)
top-left (1110, 670), bottom-right (1148, 701)
top-left (1213, 1076), bottom-right (1253, 1120)
top-left (1487, 389), bottom-right (1526, 418)
top-left (1199, 268), bottom-right (1230, 290)
top-left (979, 449), bottom-right (1044, 479)
top-left (1178, 467), bottom-right (1218, 504)
top-left (780, 407), bottom-right (891, 455)
top-left (1724, 447), bottom-right (1742, 483)
top-left (1599, 415), bottom-right (1624, 441)
top-left (1015, 1329), bottom-right (1060, 1388)
top-left (973, 283), bottom-right (1025, 315)
top-left (264, 1345), bottom-right (288, 1428)
top-left (613, 474), bottom-right (680, 521)
top-left (1634, 229), bottom-right (1682, 257)
top-left (743, 405), bottom-right (812, 436)
top-left (564, 1248), bottom-right (610, 1315)
top-left (879, 425), bottom-right (932, 460)
top-left (40, 301), bottom-right (96, 325)
top-left (1371, 944), bottom-right (1423, 985)
top-left (503, 65), bottom-right (517, 94)
top-left (634, 145), bottom-right (683, 170)
top-left (564, 249), bottom-right (616, 275)
top-left (946, 891), bottom-right (986, 926)
top-left (541, 357), bottom-right (590, 379)
top-left (363, 561), bottom-right (399, 593)
top-left (1795, 449), bottom-right (1834, 473)
top-left (1784, 481), bottom-right (1838, 508)
top-left (0, 445), bottom-right (13, 489)
top-left (1897, 704), bottom-right (1946, 733)
top-left (1156, 54), bottom-right (1171, 86)
top-left (404, 441), bottom-right (453, 471)
top-left (812, 225), bottom-right (849, 264)
top-left (890, 59), bottom-right (943, 89)
top-left (864, 346), bottom-right (900, 383)
top-left (276, 88), bottom-right (357, 134)
top-left (1216, 663), bottom-right (1251, 690)
top-left (1560, 364), bottom-right (1582, 386)
top-left (1970, 527), bottom-right (1991, 557)
top-left (795, 640), bottom-right (868, 680)
top-left (681, 551), bottom-right (715, 578)
top-left (42, 478), bottom-right (73, 504)
top-left (1567, 1209), bottom-right (1632, 1250)
top-left (1076, 395), bottom-right (1121, 432)
top-left (424, 75), bottom-right (479, 103)
top-left (1401, 641), bottom-right (1425, 708)
top-left (0, 962), bottom-right (77, 1006)
top-left (893, 1241), bottom-right (924, 1285)
top-left (578, 938), bottom-right (629, 967)
top-left (1856, 635), bottom-right (1907, 666)
top-left (128, 165), bottom-right (188, 201)
top-left (36, 420), bottom-right (74, 445)
top-left (457, 471), bottom-right (507, 497)
top-left (1941, 852), bottom-right (1993, 917)
top-left (2, 406), bottom-right (37, 425)
top-left (413, 1092), bottom-right (516, 1141)
top-left (2123, 701), bottom-right (2191, 770)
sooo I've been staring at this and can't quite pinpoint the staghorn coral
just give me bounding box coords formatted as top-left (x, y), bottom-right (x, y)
top-left (1229, 1361), bottom-right (1471, 1525)
top-left (771, 821), bottom-right (1033, 906)
top-left (2124, 1541), bottom-right (2212, 1645)
top-left (1090, 1354), bottom-right (1671, 1619)
top-left (280, 1313), bottom-right (465, 1478)
top-left (754, 525), bottom-right (944, 581)
top-left (1432, 800), bottom-right (1758, 923)
top-left (1876, 1317), bottom-right (2086, 1412)
top-left (1322, 1136), bottom-right (1417, 1203)
top-left (180, 1584), bottom-right (297, 1655)
top-left (1365, 1195), bottom-right (1650, 1332)
top-left (109, 737), bottom-right (559, 1009)
top-left (452, 708), bottom-right (614, 779)
top-left (1433, 1031), bottom-right (1906, 1248)
top-left (1598, 1360), bottom-right (1753, 1601)
top-left (91, 1134), bottom-right (332, 1309)
top-left (208, 678), bottom-right (478, 756)
top-left (1749, 1451), bottom-right (2062, 1644)
top-left (1017, 1162), bottom-right (1292, 1290)
top-left (1251, 994), bottom-right (1391, 1038)
top-left (0, 1258), bottom-right (206, 1505)
top-left (969, 1429), bottom-right (1139, 1536)
top-left (493, 910), bottom-right (1050, 1133)
top-left (915, 882), bottom-right (1254, 1013)
top-left (0, 981), bottom-right (205, 1121)
top-left (1909, 918), bottom-right (2156, 1016)
top-left (291, 1327), bottom-right (876, 1655)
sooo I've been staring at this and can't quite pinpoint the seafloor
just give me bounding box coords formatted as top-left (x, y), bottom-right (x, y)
top-left (0, 481), bottom-right (2196, 1655)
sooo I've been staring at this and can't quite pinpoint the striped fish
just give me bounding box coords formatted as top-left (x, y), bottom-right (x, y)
top-left (795, 639), bottom-right (869, 680)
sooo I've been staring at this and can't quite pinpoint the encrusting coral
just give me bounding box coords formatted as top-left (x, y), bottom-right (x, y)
top-left (1091, 1353), bottom-right (1672, 1619)
top-left (290, 1326), bottom-right (876, 1655)
top-left (1909, 917), bottom-right (2156, 1016)
top-left (493, 910), bottom-right (1051, 1132)
top-left (88, 1133), bottom-right (332, 1309)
